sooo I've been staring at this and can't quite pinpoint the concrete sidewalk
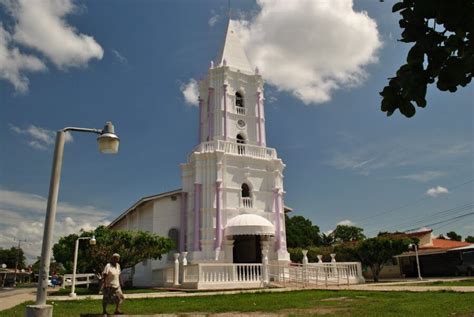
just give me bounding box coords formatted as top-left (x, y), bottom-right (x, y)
top-left (0, 287), bottom-right (36, 311)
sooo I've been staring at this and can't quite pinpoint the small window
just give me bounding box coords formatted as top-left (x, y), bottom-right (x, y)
top-left (241, 183), bottom-right (251, 198)
top-left (236, 134), bottom-right (246, 144)
top-left (236, 134), bottom-right (246, 154)
top-left (235, 92), bottom-right (244, 108)
top-left (168, 228), bottom-right (179, 253)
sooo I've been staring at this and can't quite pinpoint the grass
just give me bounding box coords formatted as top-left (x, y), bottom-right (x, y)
top-left (388, 279), bottom-right (474, 287)
top-left (2, 290), bottom-right (474, 316)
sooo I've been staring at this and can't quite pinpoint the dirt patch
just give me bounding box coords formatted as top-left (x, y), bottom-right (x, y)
top-left (319, 296), bottom-right (353, 302)
top-left (143, 307), bottom-right (346, 316)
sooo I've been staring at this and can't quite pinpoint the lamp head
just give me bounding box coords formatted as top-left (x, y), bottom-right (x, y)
top-left (89, 235), bottom-right (97, 246)
top-left (97, 121), bottom-right (120, 154)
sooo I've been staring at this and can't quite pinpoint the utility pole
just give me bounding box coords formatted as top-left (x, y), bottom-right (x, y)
top-left (14, 239), bottom-right (28, 287)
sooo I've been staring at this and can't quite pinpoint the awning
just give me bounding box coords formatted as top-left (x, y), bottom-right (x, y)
top-left (225, 214), bottom-right (275, 236)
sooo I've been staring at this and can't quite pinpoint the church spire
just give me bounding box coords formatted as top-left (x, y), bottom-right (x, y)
top-left (218, 19), bottom-right (253, 73)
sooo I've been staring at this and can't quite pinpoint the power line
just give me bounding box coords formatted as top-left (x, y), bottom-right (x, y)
top-left (366, 202), bottom-right (473, 234)
top-left (355, 178), bottom-right (474, 226)
top-left (403, 211), bottom-right (474, 232)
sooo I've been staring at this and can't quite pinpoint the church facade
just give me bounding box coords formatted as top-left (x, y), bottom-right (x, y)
top-left (108, 20), bottom-right (290, 287)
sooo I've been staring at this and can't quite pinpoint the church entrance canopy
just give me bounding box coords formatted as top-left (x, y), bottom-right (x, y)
top-left (224, 214), bottom-right (275, 236)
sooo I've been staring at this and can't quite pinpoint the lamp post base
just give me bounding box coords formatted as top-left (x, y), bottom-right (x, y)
top-left (69, 292), bottom-right (77, 297)
top-left (25, 304), bottom-right (53, 317)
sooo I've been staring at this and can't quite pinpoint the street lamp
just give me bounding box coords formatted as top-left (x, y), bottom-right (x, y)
top-left (26, 122), bottom-right (119, 317)
top-left (409, 243), bottom-right (422, 280)
top-left (70, 236), bottom-right (96, 297)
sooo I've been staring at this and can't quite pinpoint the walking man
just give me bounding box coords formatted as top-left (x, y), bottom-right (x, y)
top-left (101, 253), bottom-right (124, 315)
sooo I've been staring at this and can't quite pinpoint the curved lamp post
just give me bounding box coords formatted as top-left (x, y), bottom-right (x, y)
top-left (70, 236), bottom-right (96, 297)
top-left (409, 243), bottom-right (422, 280)
top-left (26, 122), bottom-right (119, 317)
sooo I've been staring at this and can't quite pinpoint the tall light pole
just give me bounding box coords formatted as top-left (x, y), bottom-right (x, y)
top-left (409, 243), bottom-right (423, 280)
top-left (26, 122), bottom-right (119, 317)
top-left (70, 236), bottom-right (96, 297)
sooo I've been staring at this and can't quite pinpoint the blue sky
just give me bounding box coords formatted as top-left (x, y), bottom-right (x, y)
top-left (1, 0), bottom-right (472, 260)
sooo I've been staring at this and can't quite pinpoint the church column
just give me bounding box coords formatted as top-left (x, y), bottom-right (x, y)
top-left (214, 181), bottom-right (222, 250)
top-left (179, 192), bottom-right (188, 252)
top-left (223, 84), bottom-right (228, 141)
top-left (273, 188), bottom-right (282, 251)
top-left (198, 97), bottom-right (203, 143)
top-left (207, 88), bottom-right (214, 141)
top-left (193, 183), bottom-right (202, 251)
top-left (256, 91), bottom-right (262, 146)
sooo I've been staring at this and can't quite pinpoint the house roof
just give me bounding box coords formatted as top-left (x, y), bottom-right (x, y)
top-left (425, 238), bottom-right (472, 250)
top-left (404, 228), bottom-right (433, 237)
top-left (218, 19), bottom-right (253, 73)
top-left (107, 189), bottom-right (182, 228)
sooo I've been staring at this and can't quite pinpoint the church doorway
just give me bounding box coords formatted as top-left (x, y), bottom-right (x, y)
top-left (233, 235), bottom-right (262, 263)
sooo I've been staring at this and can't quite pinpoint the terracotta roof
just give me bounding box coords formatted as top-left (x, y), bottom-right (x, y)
top-left (423, 238), bottom-right (472, 250)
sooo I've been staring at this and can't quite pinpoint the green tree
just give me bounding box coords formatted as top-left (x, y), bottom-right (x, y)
top-left (285, 215), bottom-right (321, 248)
top-left (0, 247), bottom-right (26, 269)
top-left (53, 226), bottom-right (173, 274)
top-left (332, 225), bottom-right (366, 243)
top-left (355, 237), bottom-right (411, 282)
top-left (465, 236), bottom-right (474, 243)
top-left (446, 231), bottom-right (462, 241)
top-left (380, 0), bottom-right (473, 117)
top-left (320, 233), bottom-right (335, 246)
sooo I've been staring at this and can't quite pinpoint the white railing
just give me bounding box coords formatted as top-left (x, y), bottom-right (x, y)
top-left (241, 197), bottom-right (253, 208)
top-left (62, 273), bottom-right (98, 288)
top-left (268, 262), bottom-right (364, 287)
top-left (236, 107), bottom-right (246, 115)
top-left (183, 263), bottom-right (262, 285)
top-left (192, 140), bottom-right (277, 160)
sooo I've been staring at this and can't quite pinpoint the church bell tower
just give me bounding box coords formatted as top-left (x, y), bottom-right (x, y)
top-left (180, 19), bottom-right (290, 263)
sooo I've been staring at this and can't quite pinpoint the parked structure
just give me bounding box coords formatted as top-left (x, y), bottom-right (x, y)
top-left (367, 228), bottom-right (474, 279)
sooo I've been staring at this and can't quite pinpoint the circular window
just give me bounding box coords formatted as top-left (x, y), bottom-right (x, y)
top-left (237, 120), bottom-right (246, 128)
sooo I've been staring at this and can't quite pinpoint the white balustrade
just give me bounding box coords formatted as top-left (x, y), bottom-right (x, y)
top-left (236, 107), bottom-right (246, 115)
top-left (241, 197), bottom-right (253, 209)
top-left (182, 263), bottom-right (262, 285)
top-left (193, 140), bottom-right (277, 160)
top-left (267, 262), bottom-right (364, 287)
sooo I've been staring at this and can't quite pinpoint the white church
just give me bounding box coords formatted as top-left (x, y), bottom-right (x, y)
top-left (108, 19), bottom-right (363, 289)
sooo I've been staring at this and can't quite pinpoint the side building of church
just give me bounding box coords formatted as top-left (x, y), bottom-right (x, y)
top-left (108, 20), bottom-right (291, 288)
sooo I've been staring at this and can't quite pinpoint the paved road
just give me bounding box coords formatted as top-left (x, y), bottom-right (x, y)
top-left (0, 287), bottom-right (36, 311)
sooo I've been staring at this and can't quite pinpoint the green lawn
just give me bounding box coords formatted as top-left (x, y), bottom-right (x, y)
top-left (389, 279), bottom-right (474, 287)
top-left (2, 290), bottom-right (474, 316)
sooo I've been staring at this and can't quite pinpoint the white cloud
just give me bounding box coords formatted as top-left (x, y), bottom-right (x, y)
top-left (235, 0), bottom-right (381, 104)
top-left (0, 24), bottom-right (46, 93)
top-left (180, 78), bottom-right (199, 106)
top-left (0, 188), bottom-right (111, 262)
top-left (10, 124), bottom-right (73, 150)
top-left (209, 14), bottom-right (220, 27)
top-left (0, 0), bottom-right (103, 92)
top-left (337, 219), bottom-right (355, 226)
top-left (397, 171), bottom-right (446, 183)
top-left (426, 186), bottom-right (449, 197)
top-left (111, 49), bottom-right (127, 64)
